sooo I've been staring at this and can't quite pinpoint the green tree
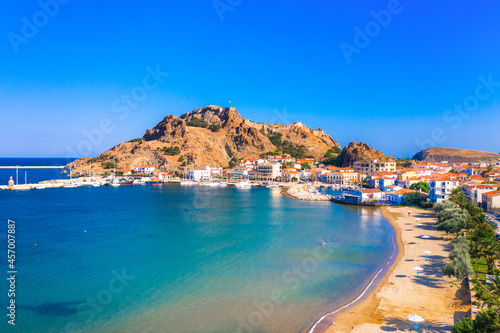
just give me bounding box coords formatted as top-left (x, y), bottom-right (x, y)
top-left (409, 181), bottom-right (430, 193)
top-left (474, 274), bottom-right (500, 313)
top-left (269, 133), bottom-right (283, 148)
top-left (451, 187), bottom-right (468, 207)
top-left (291, 177), bottom-right (298, 182)
top-left (434, 200), bottom-right (456, 213)
top-left (473, 309), bottom-right (500, 332)
top-left (302, 162), bottom-right (312, 170)
top-left (478, 239), bottom-right (500, 272)
top-left (228, 158), bottom-right (238, 169)
top-left (405, 192), bottom-right (423, 205)
top-left (186, 118), bottom-right (209, 128)
top-left (451, 317), bottom-right (474, 333)
top-left (209, 124), bottom-right (221, 132)
top-left (436, 208), bottom-right (470, 234)
top-left (396, 158), bottom-right (408, 167)
top-left (101, 161), bottom-right (117, 169)
top-left (442, 236), bottom-right (474, 280)
top-left (161, 146), bottom-right (181, 155)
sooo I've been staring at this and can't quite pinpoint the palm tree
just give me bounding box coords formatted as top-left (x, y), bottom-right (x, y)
top-left (479, 239), bottom-right (500, 272)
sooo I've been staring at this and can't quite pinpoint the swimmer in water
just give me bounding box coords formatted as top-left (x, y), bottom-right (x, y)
top-left (322, 239), bottom-right (325, 246)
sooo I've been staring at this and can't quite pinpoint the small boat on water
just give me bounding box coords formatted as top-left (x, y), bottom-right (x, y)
top-left (63, 183), bottom-right (79, 188)
top-left (119, 178), bottom-right (134, 185)
top-left (106, 170), bottom-right (122, 186)
top-left (266, 182), bottom-right (279, 188)
top-left (235, 181), bottom-right (251, 189)
top-left (149, 177), bottom-right (164, 184)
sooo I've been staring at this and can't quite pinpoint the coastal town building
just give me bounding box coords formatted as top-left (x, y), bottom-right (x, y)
top-left (386, 189), bottom-right (419, 205)
top-left (398, 177), bottom-right (423, 189)
top-left (117, 168), bottom-right (133, 175)
top-left (481, 191), bottom-right (500, 211)
top-left (282, 169), bottom-right (300, 182)
top-left (353, 159), bottom-right (396, 175)
top-left (352, 188), bottom-right (385, 201)
top-left (133, 166), bottom-right (155, 174)
top-left (379, 177), bottom-right (396, 191)
top-left (257, 163), bottom-right (282, 181)
top-left (429, 175), bottom-right (461, 203)
top-left (325, 168), bottom-right (358, 185)
top-left (464, 184), bottom-right (498, 206)
top-left (299, 170), bottom-right (312, 181)
top-left (228, 166), bottom-right (249, 179)
top-left (188, 168), bottom-right (211, 180)
top-left (397, 169), bottom-right (418, 181)
top-left (367, 172), bottom-right (397, 189)
top-left (157, 172), bottom-right (172, 180)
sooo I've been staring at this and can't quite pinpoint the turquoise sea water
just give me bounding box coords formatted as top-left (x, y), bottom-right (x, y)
top-left (0, 158), bottom-right (74, 185)
top-left (0, 160), bottom-right (395, 333)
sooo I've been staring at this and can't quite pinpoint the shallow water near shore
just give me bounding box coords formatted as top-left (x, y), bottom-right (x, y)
top-left (1, 180), bottom-right (394, 332)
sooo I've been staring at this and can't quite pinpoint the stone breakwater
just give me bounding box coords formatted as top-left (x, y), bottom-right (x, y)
top-left (285, 185), bottom-right (332, 201)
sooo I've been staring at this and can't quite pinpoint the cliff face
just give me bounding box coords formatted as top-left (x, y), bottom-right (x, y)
top-left (413, 147), bottom-right (500, 163)
top-left (335, 141), bottom-right (396, 167)
top-left (66, 105), bottom-right (340, 176)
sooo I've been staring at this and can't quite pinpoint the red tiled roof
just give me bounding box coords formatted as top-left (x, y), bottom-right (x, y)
top-left (483, 191), bottom-right (500, 197)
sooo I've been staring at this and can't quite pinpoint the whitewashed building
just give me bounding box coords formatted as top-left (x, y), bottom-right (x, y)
top-left (429, 175), bottom-right (460, 203)
top-left (257, 163), bottom-right (282, 181)
top-left (133, 166), bottom-right (155, 174)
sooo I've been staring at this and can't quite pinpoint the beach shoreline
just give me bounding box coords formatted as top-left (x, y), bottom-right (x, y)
top-left (306, 206), bottom-right (403, 333)
top-left (316, 206), bottom-right (470, 332)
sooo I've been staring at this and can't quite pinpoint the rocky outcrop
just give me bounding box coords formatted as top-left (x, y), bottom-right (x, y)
top-left (413, 147), bottom-right (500, 163)
top-left (335, 141), bottom-right (396, 167)
top-left (66, 105), bottom-right (340, 176)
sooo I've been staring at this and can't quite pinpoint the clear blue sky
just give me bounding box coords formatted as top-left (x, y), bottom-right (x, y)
top-left (1, 0), bottom-right (499, 158)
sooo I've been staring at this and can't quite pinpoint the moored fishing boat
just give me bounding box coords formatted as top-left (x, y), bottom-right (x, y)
top-left (149, 177), bottom-right (164, 184)
top-left (235, 181), bottom-right (251, 188)
top-left (118, 178), bottom-right (134, 185)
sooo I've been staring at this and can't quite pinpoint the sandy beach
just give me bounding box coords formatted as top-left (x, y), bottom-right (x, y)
top-left (320, 206), bottom-right (470, 332)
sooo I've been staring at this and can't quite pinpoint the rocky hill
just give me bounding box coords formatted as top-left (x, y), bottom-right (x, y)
top-left (66, 105), bottom-right (340, 176)
top-left (413, 147), bottom-right (500, 163)
top-left (335, 141), bottom-right (396, 167)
